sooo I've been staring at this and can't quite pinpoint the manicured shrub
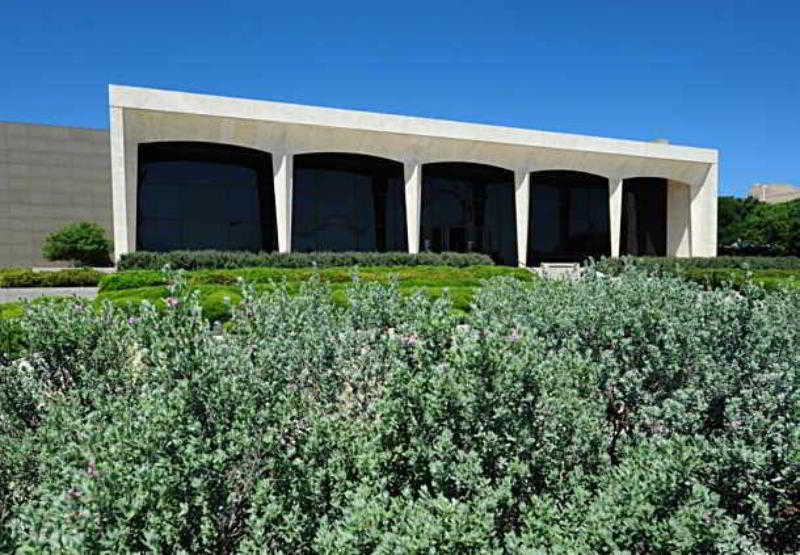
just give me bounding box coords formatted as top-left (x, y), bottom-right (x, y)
top-left (41, 222), bottom-right (112, 267)
top-left (594, 255), bottom-right (800, 275)
top-left (98, 265), bottom-right (532, 293)
top-left (0, 269), bottom-right (798, 551)
top-left (0, 268), bottom-right (104, 288)
top-left (117, 250), bottom-right (495, 271)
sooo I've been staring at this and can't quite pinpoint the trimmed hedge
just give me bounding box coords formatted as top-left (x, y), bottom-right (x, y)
top-left (683, 268), bottom-right (800, 291)
top-left (0, 268), bottom-right (104, 288)
top-left (99, 265), bottom-right (532, 293)
top-left (594, 255), bottom-right (800, 275)
top-left (118, 250), bottom-right (495, 271)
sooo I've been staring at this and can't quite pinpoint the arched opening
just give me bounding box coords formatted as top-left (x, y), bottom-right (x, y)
top-left (421, 162), bottom-right (516, 265)
top-left (528, 170), bottom-right (610, 264)
top-left (292, 153), bottom-right (407, 252)
top-left (137, 142), bottom-right (276, 252)
top-left (621, 177), bottom-right (667, 256)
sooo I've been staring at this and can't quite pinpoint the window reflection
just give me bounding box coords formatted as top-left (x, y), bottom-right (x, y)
top-left (137, 142), bottom-right (276, 252)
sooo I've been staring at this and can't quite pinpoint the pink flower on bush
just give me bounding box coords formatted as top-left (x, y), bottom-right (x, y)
top-left (165, 296), bottom-right (180, 308)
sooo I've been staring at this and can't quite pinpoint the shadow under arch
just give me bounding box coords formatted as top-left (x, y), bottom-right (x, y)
top-left (421, 162), bottom-right (517, 265)
top-left (137, 141), bottom-right (277, 252)
top-left (621, 177), bottom-right (668, 256)
top-left (528, 170), bottom-right (610, 264)
top-left (292, 152), bottom-right (407, 252)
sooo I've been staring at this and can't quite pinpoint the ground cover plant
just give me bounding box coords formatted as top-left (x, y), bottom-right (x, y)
top-left (0, 267), bottom-right (798, 552)
top-left (118, 250), bottom-right (495, 271)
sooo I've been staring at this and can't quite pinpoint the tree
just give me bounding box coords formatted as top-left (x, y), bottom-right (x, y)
top-left (717, 196), bottom-right (761, 246)
top-left (42, 222), bottom-right (113, 267)
top-left (718, 196), bottom-right (800, 256)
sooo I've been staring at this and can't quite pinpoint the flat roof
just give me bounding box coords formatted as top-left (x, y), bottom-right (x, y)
top-left (110, 85), bottom-right (717, 164)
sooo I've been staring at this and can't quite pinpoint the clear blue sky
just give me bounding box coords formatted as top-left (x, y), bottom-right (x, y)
top-left (1, 0), bottom-right (797, 196)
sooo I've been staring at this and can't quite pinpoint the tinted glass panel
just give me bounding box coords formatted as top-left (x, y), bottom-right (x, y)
top-left (528, 171), bottom-right (610, 263)
top-left (292, 154), bottom-right (406, 252)
top-left (621, 177), bottom-right (667, 256)
top-left (421, 163), bottom-right (517, 265)
top-left (137, 142), bottom-right (276, 252)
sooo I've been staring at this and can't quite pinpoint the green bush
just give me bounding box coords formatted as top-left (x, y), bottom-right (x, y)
top-left (0, 269), bottom-right (798, 551)
top-left (41, 222), bottom-right (112, 267)
top-left (0, 268), bottom-right (104, 288)
top-left (117, 250), bottom-right (495, 271)
top-left (99, 265), bottom-right (531, 293)
top-left (594, 255), bottom-right (800, 275)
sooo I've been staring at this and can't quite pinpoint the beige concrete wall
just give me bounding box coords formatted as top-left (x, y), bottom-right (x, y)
top-left (0, 122), bottom-right (111, 267)
top-left (110, 85), bottom-right (719, 263)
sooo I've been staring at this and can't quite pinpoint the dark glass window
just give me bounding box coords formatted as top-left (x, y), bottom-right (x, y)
top-left (292, 153), bottom-right (407, 252)
top-left (528, 171), bottom-right (610, 264)
top-left (421, 163), bottom-right (517, 265)
top-left (137, 142), bottom-right (276, 252)
top-left (621, 177), bottom-right (667, 256)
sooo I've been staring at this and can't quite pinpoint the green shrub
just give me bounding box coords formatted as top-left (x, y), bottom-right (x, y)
top-left (0, 268), bottom-right (104, 288)
top-left (41, 222), bottom-right (112, 267)
top-left (99, 265), bottom-right (531, 293)
top-left (0, 269), bottom-right (798, 551)
top-left (594, 255), bottom-right (800, 275)
top-left (117, 250), bottom-right (495, 271)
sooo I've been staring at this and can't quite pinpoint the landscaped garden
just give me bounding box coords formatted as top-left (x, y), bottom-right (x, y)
top-left (1, 258), bottom-right (799, 552)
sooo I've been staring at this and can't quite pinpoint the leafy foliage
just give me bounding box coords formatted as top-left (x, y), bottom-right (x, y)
top-left (718, 196), bottom-right (800, 255)
top-left (0, 269), bottom-right (798, 552)
top-left (41, 222), bottom-right (112, 267)
top-left (117, 250), bottom-right (495, 271)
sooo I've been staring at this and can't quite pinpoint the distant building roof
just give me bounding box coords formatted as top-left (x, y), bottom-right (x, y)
top-left (748, 183), bottom-right (800, 204)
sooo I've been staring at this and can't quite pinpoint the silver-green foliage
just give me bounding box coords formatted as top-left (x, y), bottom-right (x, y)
top-left (0, 268), bottom-right (798, 552)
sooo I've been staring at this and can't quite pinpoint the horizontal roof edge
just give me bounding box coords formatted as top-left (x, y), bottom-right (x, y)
top-left (109, 84), bottom-right (718, 164)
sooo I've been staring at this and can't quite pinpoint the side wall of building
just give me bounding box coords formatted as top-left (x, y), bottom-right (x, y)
top-left (0, 122), bottom-right (112, 267)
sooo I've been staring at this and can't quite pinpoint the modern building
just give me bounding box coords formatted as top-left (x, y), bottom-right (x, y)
top-left (748, 183), bottom-right (800, 204)
top-left (0, 85), bottom-right (719, 268)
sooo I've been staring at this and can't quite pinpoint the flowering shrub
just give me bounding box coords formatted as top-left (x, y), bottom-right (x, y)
top-left (0, 268), bottom-right (798, 551)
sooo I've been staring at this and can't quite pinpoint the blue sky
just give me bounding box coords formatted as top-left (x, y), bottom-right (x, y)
top-left (1, 0), bottom-right (797, 196)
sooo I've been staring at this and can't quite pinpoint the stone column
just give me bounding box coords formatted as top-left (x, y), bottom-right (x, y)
top-left (404, 161), bottom-right (422, 253)
top-left (514, 169), bottom-right (531, 267)
top-left (272, 152), bottom-right (293, 253)
top-left (689, 163), bottom-right (718, 256)
top-left (666, 180), bottom-right (691, 256)
top-left (608, 176), bottom-right (624, 257)
top-left (109, 106), bottom-right (130, 261)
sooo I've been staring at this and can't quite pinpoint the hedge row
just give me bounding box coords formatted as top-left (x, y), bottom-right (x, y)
top-left (594, 255), bottom-right (800, 274)
top-left (0, 268), bottom-right (104, 288)
top-left (683, 268), bottom-right (800, 291)
top-left (98, 265), bottom-right (531, 293)
top-left (118, 250), bottom-right (496, 270)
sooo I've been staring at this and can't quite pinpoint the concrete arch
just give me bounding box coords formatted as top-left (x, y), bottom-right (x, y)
top-left (291, 152), bottom-right (407, 252)
top-left (420, 161), bottom-right (517, 265)
top-left (135, 141), bottom-right (277, 252)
